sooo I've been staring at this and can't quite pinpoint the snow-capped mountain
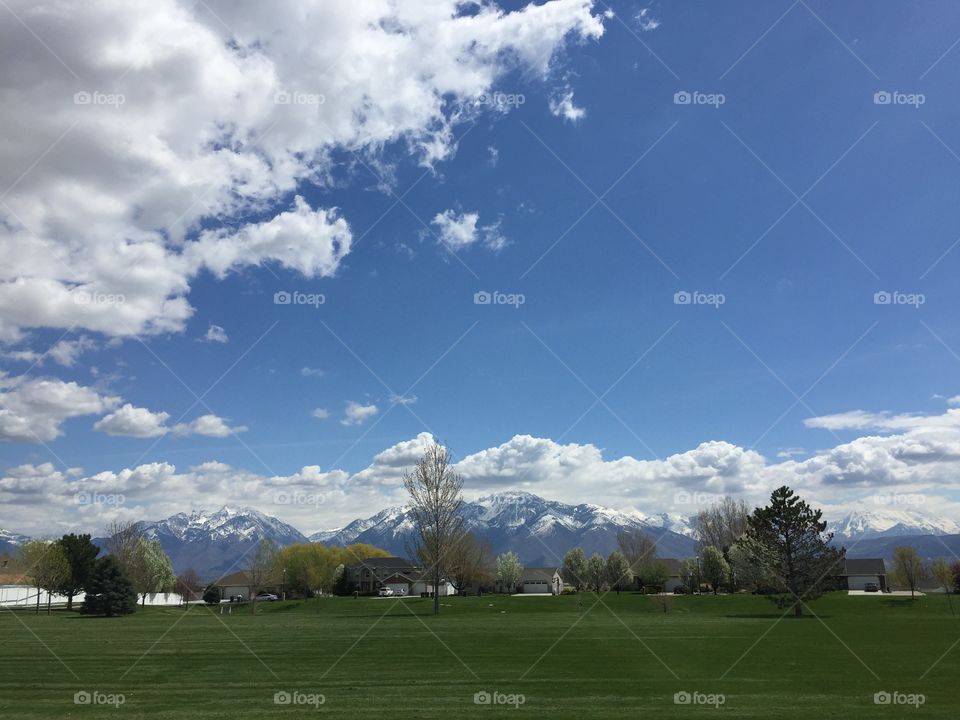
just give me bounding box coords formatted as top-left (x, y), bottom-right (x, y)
top-left (0, 528), bottom-right (30, 555)
top-left (93, 505), bottom-right (308, 579)
top-left (310, 491), bottom-right (698, 564)
top-left (826, 509), bottom-right (960, 540)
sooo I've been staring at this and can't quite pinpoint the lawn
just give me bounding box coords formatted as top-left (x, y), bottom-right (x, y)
top-left (1, 592), bottom-right (958, 718)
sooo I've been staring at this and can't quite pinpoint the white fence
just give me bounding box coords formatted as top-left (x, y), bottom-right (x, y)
top-left (0, 585), bottom-right (183, 608)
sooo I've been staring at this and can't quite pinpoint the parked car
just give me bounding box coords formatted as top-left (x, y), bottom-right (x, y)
top-left (229, 594), bottom-right (244, 602)
top-left (863, 582), bottom-right (879, 593)
top-left (255, 592), bottom-right (278, 601)
top-left (378, 587), bottom-right (395, 597)
top-left (673, 586), bottom-right (686, 595)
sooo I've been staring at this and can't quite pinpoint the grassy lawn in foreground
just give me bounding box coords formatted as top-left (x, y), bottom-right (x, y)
top-left (1, 592), bottom-right (958, 718)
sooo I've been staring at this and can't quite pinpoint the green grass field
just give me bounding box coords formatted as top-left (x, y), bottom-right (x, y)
top-left (1, 592), bottom-right (958, 718)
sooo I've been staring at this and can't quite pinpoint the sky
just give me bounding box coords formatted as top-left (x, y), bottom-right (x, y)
top-left (3, 0), bottom-right (960, 536)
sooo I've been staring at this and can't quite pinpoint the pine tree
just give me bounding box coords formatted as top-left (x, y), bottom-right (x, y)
top-left (81, 556), bottom-right (138, 617)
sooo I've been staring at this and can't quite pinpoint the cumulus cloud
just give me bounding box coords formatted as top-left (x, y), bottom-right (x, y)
top-left (0, 0), bottom-right (604, 341)
top-left (341, 401), bottom-right (379, 426)
top-left (300, 367), bottom-right (325, 377)
top-left (94, 404), bottom-right (170, 438)
top-left (173, 414), bottom-right (247, 437)
top-left (431, 210), bottom-right (507, 251)
top-left (311, 407), bottom-right (330, 420)
top-left (0, 374), bottom-right (119, 441)
top-left (204, 324), bottom-right (229, 343)
top-left (1, 336), bottom-right (98, 367)
top-left (549, 88), bottom-right (586, 123)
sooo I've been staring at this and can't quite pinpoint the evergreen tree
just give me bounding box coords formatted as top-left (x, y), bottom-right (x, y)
top-left (82, 556), bottom-right (138, 617)
top-left (56, 534), bottom-right (99, 611)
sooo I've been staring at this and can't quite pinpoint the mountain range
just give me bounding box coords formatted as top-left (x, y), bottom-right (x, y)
top-left (3, 494), bottom-right (960, 578)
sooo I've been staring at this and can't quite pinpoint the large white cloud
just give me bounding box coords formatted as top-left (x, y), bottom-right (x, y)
top-left (0, 0), bottom-right (604, 342)
top-left (0, 373), bottom-right (119, 441)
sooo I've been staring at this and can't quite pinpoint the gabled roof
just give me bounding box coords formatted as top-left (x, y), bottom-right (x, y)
top-left (844, 559), bottom-right (886, 576)
top-left (382, 573), bottom-right (416, 584)
top-left (213, 571), bottom-right (253, 586)
top-left (521, 567), bottom-right (560, 582)
top-left (347, 556), bottom-right (417, 571)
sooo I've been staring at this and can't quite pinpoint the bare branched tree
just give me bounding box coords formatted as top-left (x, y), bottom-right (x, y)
top-left (104, 519), bottom-right (144, 572)
top-left (248, 538), bottom-right (279, 614)
top-left (617, 528), bottom-right (657, 578)
top-left (694, 497), bottom-right (750, 554)
top-left (403, 442), bottom-right (464, 615)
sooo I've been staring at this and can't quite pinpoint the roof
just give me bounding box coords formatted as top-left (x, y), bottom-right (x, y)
top-left (382, 573), bottom-right (416, 584)
top-left (213, 571), bottom-right (252, 587)
top-left (347, 557), bottom-right (417, 571)
top-left (521, 567), bottom-right (560, 582)
top-left (844, 559), bottom-right (886, 576)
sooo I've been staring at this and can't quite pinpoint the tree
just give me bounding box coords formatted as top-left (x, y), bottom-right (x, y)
top-left (19, 540), bottom-right (70, 615)
top-left (952, 561), bottom-right (960, 595)
top-left (175, 568), bottom-right (203, 603)
top-left (641, 561), bottom-right (669, 594)
top-left (694, 497), bottom-right (751, 554)
top-left (202, 586), bottom-right (221, 605)
top-left (930, 559), bottom-right (955, 616)
top-left (248, 538), bottom-right (278, 613)
top-left (741, 486), bottom-right (844, 617)
top-left (403, 442), bottom-right (465, 615)
top-left (562, 547), bottom-right (588, 591)
top-left (496, 551), bottom-right (522, 594)
top-left (104, 519), bottom-right (143, 572)
top-left (82, 555), bottom-right (137, 616)
top-left (892, 546), bottom-right (926, 599)
top-left (700, 546), bottom-right (729, 595)
top-left (727, 540), bottom-right (774, 593)
top-left (446, 532), bottom-right (491, 594)
top-left (585, 553), bottom-right (606, 594)
top-left (679, 559), bottom-right (699, 594)
top-left (617, 529), bottom-right (657, 577)
top-left (605, 551), bottom-right (632, 594)
top-left (56, 534), bottom-right (100, 611)
top-left (129, 538), bottom-right (175, 606)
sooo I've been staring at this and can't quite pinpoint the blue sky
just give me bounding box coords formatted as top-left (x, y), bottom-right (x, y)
top-left (3, 0), bottom-right (960, 533)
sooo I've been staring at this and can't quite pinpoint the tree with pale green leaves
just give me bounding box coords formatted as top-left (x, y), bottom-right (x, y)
top-left (129, 538), bottom-right (175, 606)
top-left (562, 547), bottom-right (587, 591)
top-left (586, 553), bottom-right (606, 595)
top-left (605, 550), bottom-right (632, 594)
top-left (931, 559), bottom-right (955, 616)
top-left (496, 551), bottom-right (522, 594)
top-left (700, 546), bottom-right (729, 595)
top-left (19, 540), bottom-right (70, 615)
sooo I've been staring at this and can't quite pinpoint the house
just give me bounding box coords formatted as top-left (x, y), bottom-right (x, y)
top-left (344, 557), bottom-right (456, 596)
top-left (520, 567), bottom-right (563, 594)
top-left (843, 558), bottom-right (887, 591)
top-left (211, 570), bottom-right (282, 600)
top-left (656, 559), bottom-right (685, 593)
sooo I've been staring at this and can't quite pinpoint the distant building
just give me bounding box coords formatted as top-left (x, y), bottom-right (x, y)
top-left (519, 567), bottom-right (563, 595)
top-left (843, 559), bottom-right (887, 591)
top-left (345, 557), bottom-right (454, 596)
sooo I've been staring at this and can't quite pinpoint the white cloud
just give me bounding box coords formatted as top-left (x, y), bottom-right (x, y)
top-left (635, 7), bottom-right (661, 31)
top-left (1, 336), bottom-right (97, 367)
top-left (300, 367), bottom-right (325, 377)
top-left (94, 404), bottom-right (170, 438)
top-left (341, 401), bottom-right (379, 426)
top-left (0, 374), bottom-right (119, 441)
top-left (311, 407), bottom-right (330, 420)
top-left (173, 414), bottom-right (247, 437)
top-left (204, 324), bottom-right (229, 343)
top-left (0, 0), bottom-right (604, 341)
top-left (948, 395), bottom-right (960, 407)
top-left (549, 88), bottom-right (586, 123)
top-left (388, 393), bottom-right (418, 406)
top-left (431, 210), bottom-right (507, 251)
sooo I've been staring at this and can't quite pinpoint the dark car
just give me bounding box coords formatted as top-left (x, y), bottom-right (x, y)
top-left (863, 582), bottom-right (879, 593)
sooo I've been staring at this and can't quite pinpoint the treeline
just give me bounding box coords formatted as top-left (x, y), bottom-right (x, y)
top-left (272, 542), bottom-right (392, 596)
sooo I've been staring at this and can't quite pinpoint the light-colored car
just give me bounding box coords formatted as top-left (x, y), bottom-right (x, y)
top-left (378, 587), bottom-right (395, 597)
top-left (255, 592), bottom-right (278, 601)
